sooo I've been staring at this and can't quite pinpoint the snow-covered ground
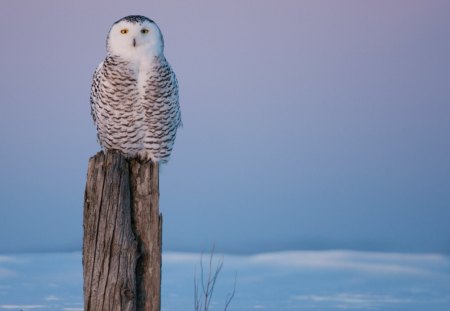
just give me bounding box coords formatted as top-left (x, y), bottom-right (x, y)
top-left (0, 250), bottom-right (449, 310)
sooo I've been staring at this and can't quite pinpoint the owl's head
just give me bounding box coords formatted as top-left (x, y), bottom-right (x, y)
top-left (107, 15), bottom-right (164, 59)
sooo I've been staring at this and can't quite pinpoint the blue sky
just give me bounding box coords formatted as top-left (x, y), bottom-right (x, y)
top-left (0, 0), bottom-right (449, 254)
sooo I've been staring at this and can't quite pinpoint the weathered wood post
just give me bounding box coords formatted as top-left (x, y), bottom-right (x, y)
top-left (83, 151), bottom-right (162, 311)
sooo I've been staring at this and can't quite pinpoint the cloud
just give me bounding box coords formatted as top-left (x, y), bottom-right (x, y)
top-left (247, 250), bottom-right (449, 275)
top-left (163, 252), bottom-right (200, 263)
top-left (44, 295), bottom-right (59, 301)
top-left (293, 293), bottom-right (414, 309)
top-left (0, 256), bottom-right (16, 263)
top-left (0, 268), bottom-right (15, 278)
top-left (0, 306), bottom-right (46, 310)
top-left (162, 250), bottom-right (450, 276)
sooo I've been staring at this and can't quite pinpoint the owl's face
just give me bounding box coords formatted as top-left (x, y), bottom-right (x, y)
top-left (107, 16), bottom-right (164, 60)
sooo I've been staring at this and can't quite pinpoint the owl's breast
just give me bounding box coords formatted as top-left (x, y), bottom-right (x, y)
top-left (91, 55), bottom-right (180, 161)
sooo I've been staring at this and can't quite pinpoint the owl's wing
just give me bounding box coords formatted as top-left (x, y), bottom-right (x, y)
top-left (170, 70), bottom-right (182, 129)
top-left (173, 74), bottom-right (183, 128)
top-left (146, 57), bottom-right (182, 129)
top-left (90, 61), bottom-right (105, 141)
top-left (140, 57), bottom-right (182, 162)
top-left (90, 61), bottom-right (108, 146)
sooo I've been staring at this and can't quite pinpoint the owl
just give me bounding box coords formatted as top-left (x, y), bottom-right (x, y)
top-left (90, 15), bottom-right (181, 163)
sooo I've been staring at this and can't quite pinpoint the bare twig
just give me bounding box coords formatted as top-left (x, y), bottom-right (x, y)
top-left (194, 247), bottom-right (237, 311)
top-left (224, 273), bottom-right (237, 311)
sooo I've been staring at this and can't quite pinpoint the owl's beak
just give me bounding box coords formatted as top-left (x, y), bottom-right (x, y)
top-left (133, 38), bottom-right (136, 47)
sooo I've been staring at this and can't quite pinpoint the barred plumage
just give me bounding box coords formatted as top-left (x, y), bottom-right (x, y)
top-left (90, 15), bottom-right (181, 163)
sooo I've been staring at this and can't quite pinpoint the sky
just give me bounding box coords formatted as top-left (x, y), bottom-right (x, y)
top-left (0, 0), bottom-right (449, 254)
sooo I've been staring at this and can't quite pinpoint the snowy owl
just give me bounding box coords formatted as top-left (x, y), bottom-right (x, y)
top-left (90, 15), bottom-right (181, 163)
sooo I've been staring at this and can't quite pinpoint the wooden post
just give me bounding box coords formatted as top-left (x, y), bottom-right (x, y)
top-left (83, 151), bottom-right (162, 311)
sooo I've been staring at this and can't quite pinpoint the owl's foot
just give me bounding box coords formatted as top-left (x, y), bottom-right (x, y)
top-left (136, 150), bottom-right (158, 163)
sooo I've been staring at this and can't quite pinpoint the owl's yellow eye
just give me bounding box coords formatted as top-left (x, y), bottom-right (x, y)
top-left (141, 28), bottom-right (149, 34)
top-left (120, 29), bottom-right (128, 34)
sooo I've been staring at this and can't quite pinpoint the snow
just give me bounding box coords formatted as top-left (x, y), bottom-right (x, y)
top-left (0, 251), bottom-right (449, 310)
